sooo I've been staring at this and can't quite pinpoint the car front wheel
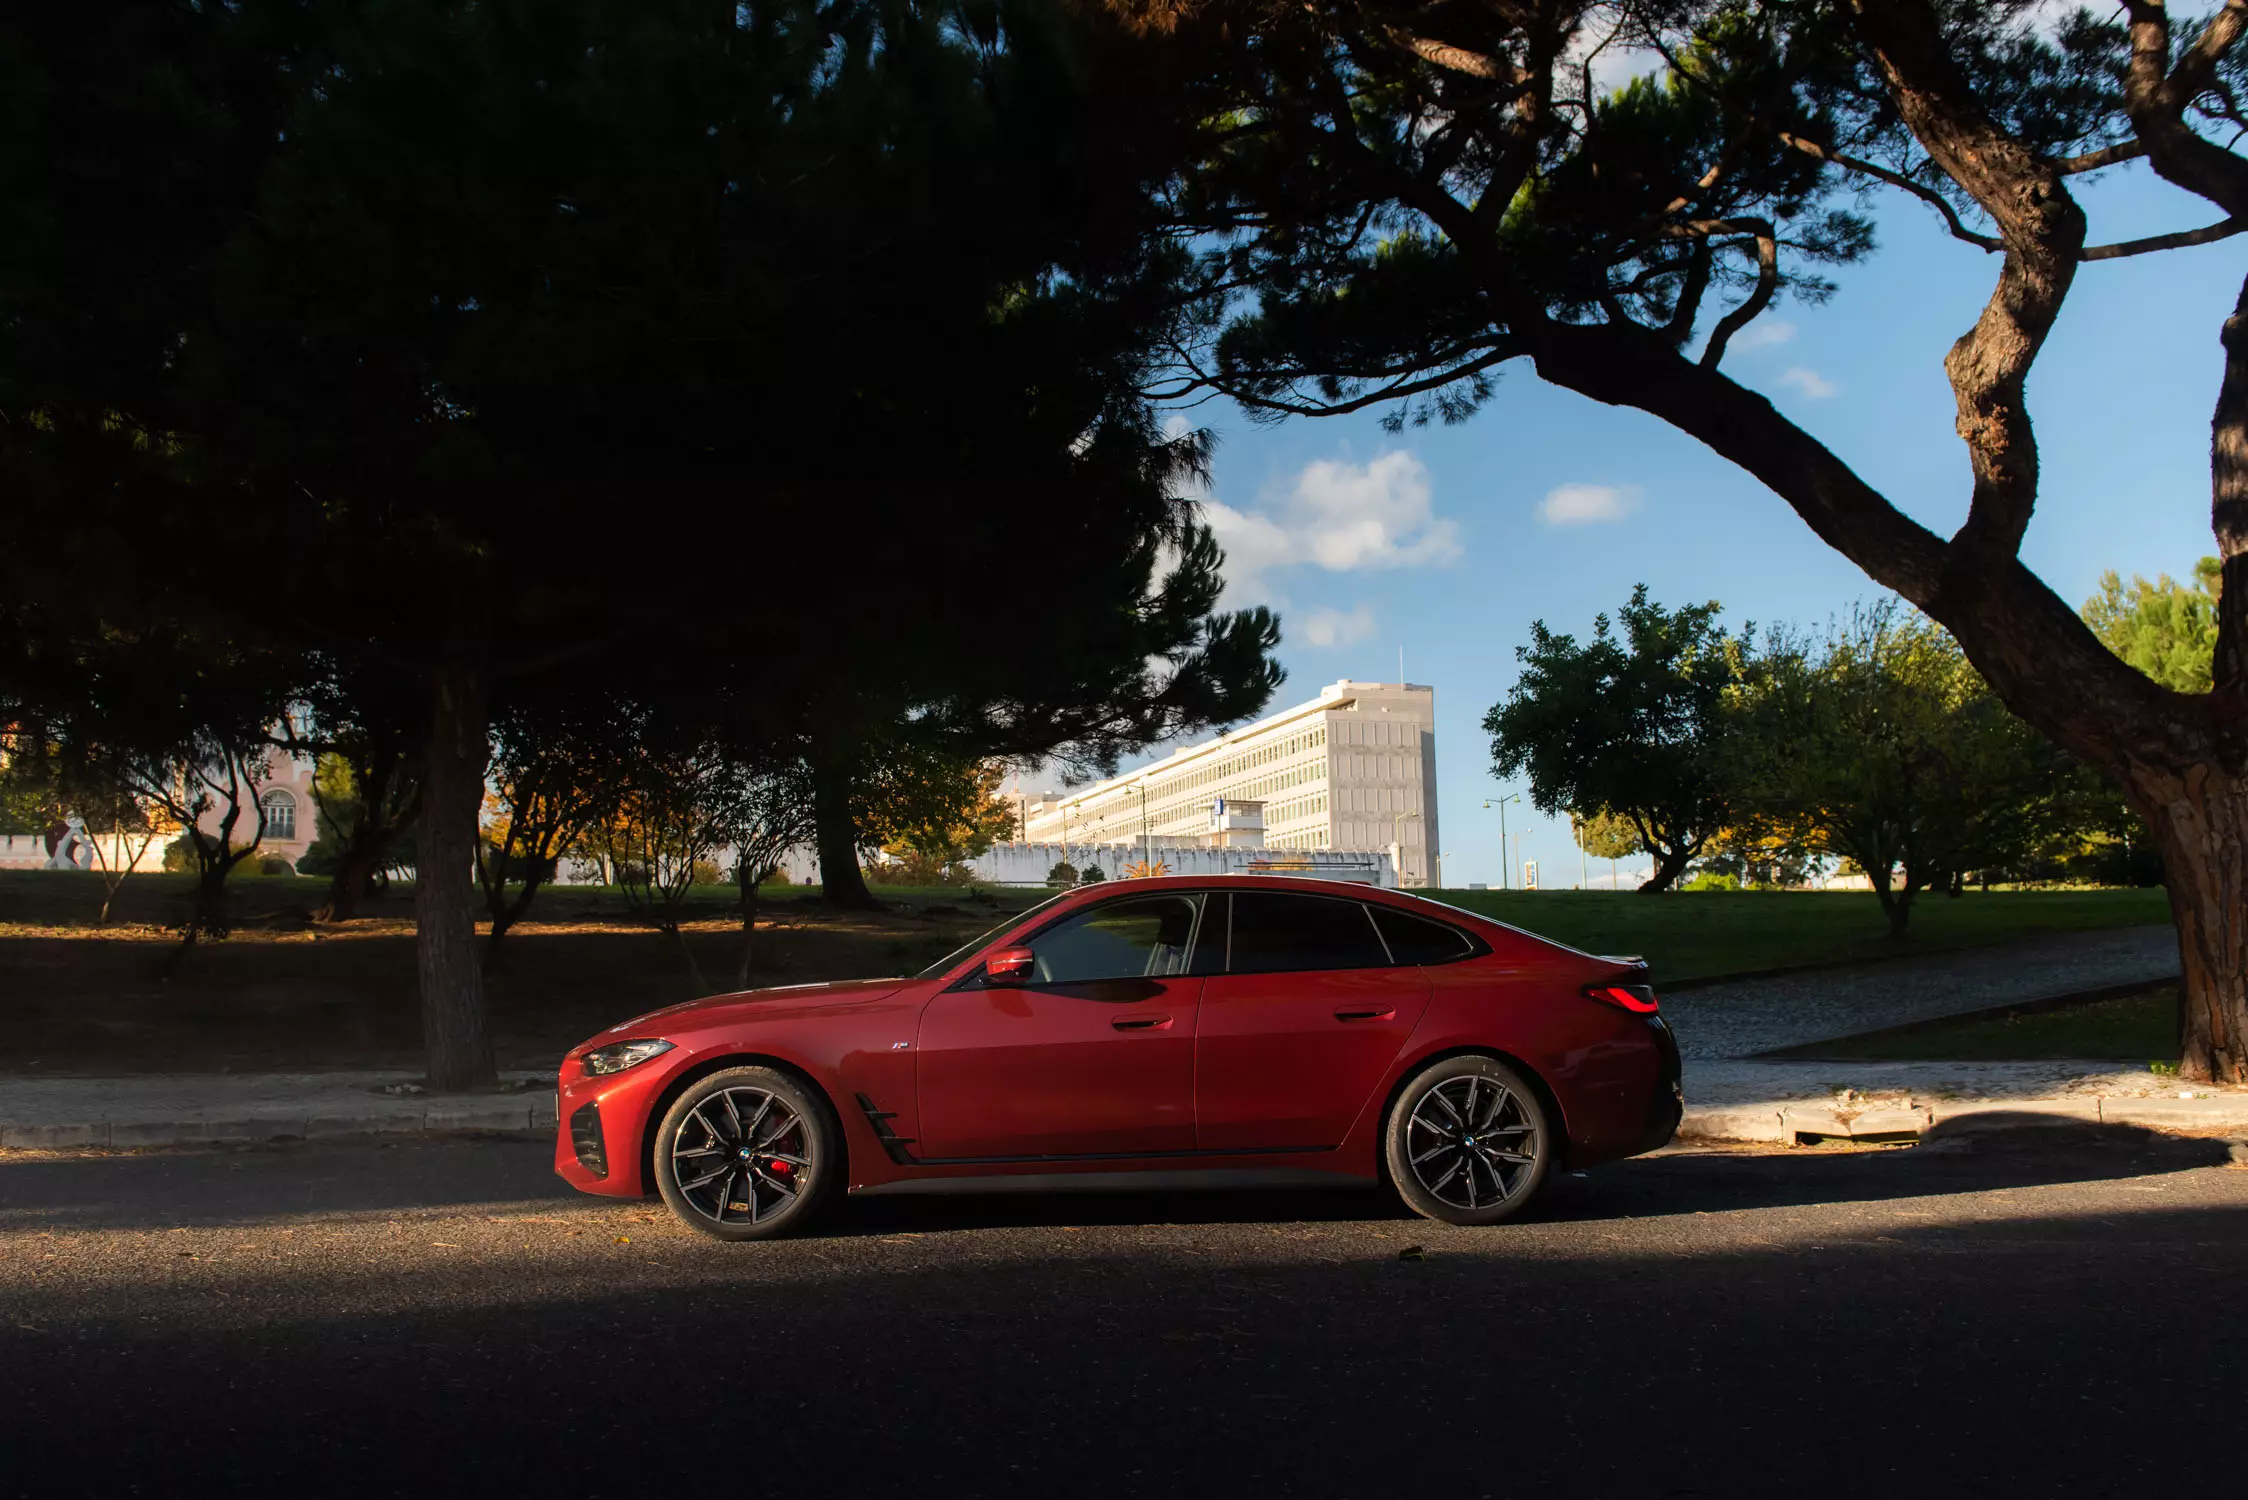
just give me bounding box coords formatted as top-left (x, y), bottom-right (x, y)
top-left (1383, 1055), bottom-right (1552, 1227)
top-left (653, 1066), bottom-right (840, 1242)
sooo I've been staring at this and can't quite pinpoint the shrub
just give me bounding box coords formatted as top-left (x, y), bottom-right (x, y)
top-left (689, 858), bottom-right (724, 887)
top-left (256, 854), bottom-right (297, 877)
top-left (1079, 864), bottom-right (1106, 884)
top-left (1046, 860), bottom-right (1079, 887)
top-left (867, 851), bottom-right (976, 886)
top-left (295, 832), bottom-right (343, 877)
top-left (1680, 871), bottom-right (1742, 892)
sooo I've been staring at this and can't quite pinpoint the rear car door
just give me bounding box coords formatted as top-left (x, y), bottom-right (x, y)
top-left (1194, 890), bottom-right (1433, 1152)
top-left (914, 891), bottom-right (1209, 1160)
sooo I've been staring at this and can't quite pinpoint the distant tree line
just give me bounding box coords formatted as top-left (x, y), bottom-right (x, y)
top-left (1493, 570), bottom-right (2214, 938)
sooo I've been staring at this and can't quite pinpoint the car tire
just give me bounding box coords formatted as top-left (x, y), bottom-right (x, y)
top-left (1383, 1054), bottom-right (1553, 1227)
top-left (653, 1065), bottom-right (841, 1242)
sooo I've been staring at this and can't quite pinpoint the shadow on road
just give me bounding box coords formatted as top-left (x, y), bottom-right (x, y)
top-left (0, 1121), bottom-right (2230, 1235)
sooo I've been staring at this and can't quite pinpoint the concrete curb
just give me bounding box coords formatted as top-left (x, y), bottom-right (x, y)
top-left (1680, 1093), bottom-right (2248, 1145)
top-left (0, 1099), bottom-right (557, 1151)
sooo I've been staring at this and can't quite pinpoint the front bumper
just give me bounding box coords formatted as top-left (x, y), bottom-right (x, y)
top-left (552, 1055), bottom-right (685, 1198)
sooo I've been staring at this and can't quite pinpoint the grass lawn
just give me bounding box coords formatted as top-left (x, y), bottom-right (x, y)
top-left (0, 871), bottom-right (1056, 1076)
top-left (1803, 986), bottom-right (2179, 1063)
top-left (0, 870), bottom-right (2171, 1076)
top-left (1425, 886), bottom-right (2172, 986)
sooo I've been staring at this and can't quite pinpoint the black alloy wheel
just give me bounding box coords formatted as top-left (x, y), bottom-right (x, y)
top-left (1383, 1055), bottom-right (1552, 1226)
top-left (654, 1066), bottom-right (840, 1242)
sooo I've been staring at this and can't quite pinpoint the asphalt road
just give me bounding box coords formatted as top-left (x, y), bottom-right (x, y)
top-left (4, 1130), bottom-right (2244, 1499)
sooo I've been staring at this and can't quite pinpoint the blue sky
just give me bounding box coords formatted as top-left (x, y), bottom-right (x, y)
top-left (1115, 162), bottom-right (2238, 888)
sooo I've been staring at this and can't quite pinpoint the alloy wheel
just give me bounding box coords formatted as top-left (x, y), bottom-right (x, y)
top-left (667, 1087), bottom-right (813, 1228)
top-left (1404, 1075), bottom-right (1540, 1213)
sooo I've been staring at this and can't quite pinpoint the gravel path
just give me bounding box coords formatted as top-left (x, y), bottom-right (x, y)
top-left (1663, 924), bottom-right (2180, 1060)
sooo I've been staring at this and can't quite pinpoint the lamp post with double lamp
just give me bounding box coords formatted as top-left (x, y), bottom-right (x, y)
top-left (1390, 809), bottom-right (1420, 889)
top-left (1482, 795), bottom-right (1520, 891)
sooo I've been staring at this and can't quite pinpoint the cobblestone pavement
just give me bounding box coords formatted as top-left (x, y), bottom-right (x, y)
top-left (1662, 924), bottom-right (2179, 1060)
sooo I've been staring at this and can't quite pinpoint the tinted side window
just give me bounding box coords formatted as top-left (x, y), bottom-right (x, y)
top-left (1228, 892), bottom-right (1390, 974)
top-left (1029, 895), bottom-right (1202, 983)
top-left (1369, 906), bottom-right (1478, 965)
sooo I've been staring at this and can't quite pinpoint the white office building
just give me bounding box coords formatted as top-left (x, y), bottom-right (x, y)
top-left (1017, 680), bottom-right (1441, 887)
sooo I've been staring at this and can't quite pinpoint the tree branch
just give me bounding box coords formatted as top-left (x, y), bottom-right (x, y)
top-left (1214, 343), bottom-right (1523, 419)
top-left (2081, 217), bottom-right (2248, 258)
top-left (1522, 319), bottom-right (2182, 772)
top-left (1699, 220), bottom-right (1778, 369)
top-left (2056, 140), bottom-right (2148, 174)
top-left (1777, 132), bottom-right (2001, 252)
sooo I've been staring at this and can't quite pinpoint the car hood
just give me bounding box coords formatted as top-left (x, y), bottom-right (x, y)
top-left (601, 976), bottom-right (911, 1037)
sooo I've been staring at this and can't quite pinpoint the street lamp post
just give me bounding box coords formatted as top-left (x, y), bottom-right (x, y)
top-left (1137, 780), bottom-right (1151, 870)
top-left (1482, 795), bottom-right (1521, 891)
top-left (1390, 809), bottom-right (1420, 888)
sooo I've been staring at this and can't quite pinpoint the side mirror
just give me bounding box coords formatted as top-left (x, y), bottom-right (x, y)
top-left (983, 946), bottom-right (1036, 986)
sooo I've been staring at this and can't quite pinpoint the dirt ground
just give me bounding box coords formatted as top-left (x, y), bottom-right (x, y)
top-left (0, 873), bottom-right (1047, 1075)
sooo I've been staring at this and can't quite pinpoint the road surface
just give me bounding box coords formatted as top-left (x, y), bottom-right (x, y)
top-left (3, 1131), bottom-right (2242, 1497)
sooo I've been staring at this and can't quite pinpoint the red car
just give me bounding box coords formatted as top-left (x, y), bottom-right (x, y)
top-left (553, 875), bottom-right (1681, 1240)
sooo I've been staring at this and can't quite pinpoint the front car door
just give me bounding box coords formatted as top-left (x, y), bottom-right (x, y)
top-left (913, 890), bottom-right (1210, 1161)
top-left (1194, 890), bottom-right (1435, 1152)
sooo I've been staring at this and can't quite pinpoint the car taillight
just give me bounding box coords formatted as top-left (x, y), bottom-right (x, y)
top-left (1585, 982), bottom-right (1660, 1014)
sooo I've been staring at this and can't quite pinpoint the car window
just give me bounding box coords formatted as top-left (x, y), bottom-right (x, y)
top-left (1369, 905), bottom-right (1478, 965)
top-left (1227, 891), bottom-right (1390, 974)
top-left (915, 891), bottom-right (1072, 978)
top-left (1030, 894), bottom-right (1203, 983)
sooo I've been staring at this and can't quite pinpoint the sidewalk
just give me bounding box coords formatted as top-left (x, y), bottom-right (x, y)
top-left (1679, 1058), bottom-right (2248, 1144)
top-left (0, 1071), bottom-right (558, 1149)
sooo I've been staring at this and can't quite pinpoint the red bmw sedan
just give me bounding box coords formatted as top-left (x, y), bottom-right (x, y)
top-left (554, 875), bottom-right (1682, 1241)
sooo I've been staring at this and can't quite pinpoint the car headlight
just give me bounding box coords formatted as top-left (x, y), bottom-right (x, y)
top-left (580, 1039), bottom-right (676, 1076)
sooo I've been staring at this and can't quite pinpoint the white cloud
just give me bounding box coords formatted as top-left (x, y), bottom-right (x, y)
top-left (1729, 318), bottom-right (1797, 353)
top-left (1204, 450), bottom-right (1460, 604)
top-left (1299, 604), bottom-right (1378, 649)
top-left (1540, 482), bottom-right (1642, 526)
top-left (1778, 366), bottom-right (1839, 399)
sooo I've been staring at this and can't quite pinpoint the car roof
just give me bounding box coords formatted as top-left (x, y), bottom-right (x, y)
top-left (1051, 872), bottom-right (1448, 911)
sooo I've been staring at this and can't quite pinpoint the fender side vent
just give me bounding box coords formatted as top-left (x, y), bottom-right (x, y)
top-left (854, 1092), bottom-right (920, 1165)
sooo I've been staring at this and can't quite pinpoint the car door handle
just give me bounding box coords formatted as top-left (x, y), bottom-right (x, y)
top-left (1334, 1006), bottom-right (1396, 1022)
top-left (1112, 1014), bottom-right (1173, 1031)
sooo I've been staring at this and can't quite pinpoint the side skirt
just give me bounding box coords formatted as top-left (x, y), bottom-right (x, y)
top-left (851, 1166), bottom-right (1378, 1197)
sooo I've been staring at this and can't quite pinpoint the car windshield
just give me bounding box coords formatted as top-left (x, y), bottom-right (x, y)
top-left (914, 891), bottom-right (1073, 979)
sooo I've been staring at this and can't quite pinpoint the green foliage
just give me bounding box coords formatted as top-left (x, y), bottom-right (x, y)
top-left (1079, 864), bottom-right (1108, 884)
top-left (860, 754), bottom-right (1019, 867)
top-left (1570, 808), bottom-right (1643, 861)
top-left (1730, 603), bottom-right (2106, 936)
top-left (2083, 558), bottom-right (2221, 694)
top-left (1046, 860), bottom-right (1080, 887)
top-left (1679, 872), bottom-right (1742, 892)
top-left (1487, 586), bottom-right (1742, 891)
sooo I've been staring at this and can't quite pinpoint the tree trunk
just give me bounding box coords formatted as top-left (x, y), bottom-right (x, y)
top-left (1886, 885), bottom-right (1916, 941)
top-left (2135, 767), bottom-right (2248, 1083)
top-left (314, 840), bottom-right (388, 924)
top-left (735, 877), bottom-right (761, 991)
top-left (1638, 844), bottom-right (1691, 893)
top-left (416, 661), bottom-right (495, 1091)
top-left (811, 752), bottom-right (877, 909)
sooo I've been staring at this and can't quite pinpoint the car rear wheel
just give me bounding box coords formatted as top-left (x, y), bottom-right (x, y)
top-left (654, 1066), bottom-right (839, 1242)
top-left (1383, 1055), bottom-right (1552, 1227)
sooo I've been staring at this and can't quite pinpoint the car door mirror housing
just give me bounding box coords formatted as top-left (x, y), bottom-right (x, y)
top-left (983, 946), bottom-right (1036, 986)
